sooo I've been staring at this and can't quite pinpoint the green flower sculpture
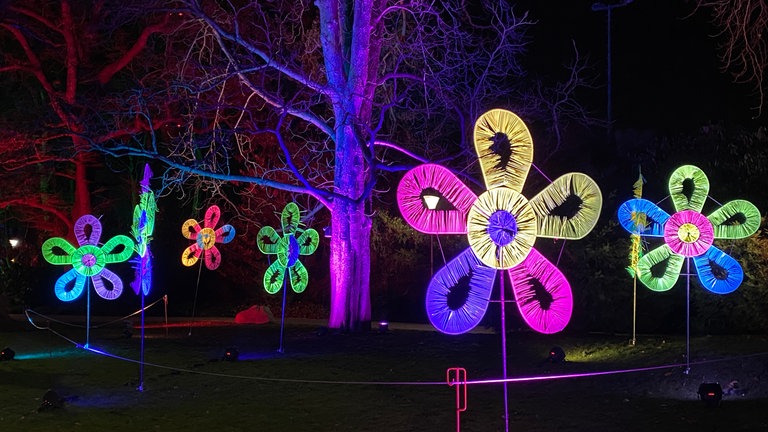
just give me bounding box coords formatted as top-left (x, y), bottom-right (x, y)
top-left (257, 203), bottom-right (319, 294)
top-left (42, 215), bottom-right (134, 301)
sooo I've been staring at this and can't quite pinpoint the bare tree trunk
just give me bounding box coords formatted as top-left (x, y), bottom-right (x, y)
top-left (329, 200), bottom-right (372, 331)
top-left (328, 124), bottom-right (372, 331)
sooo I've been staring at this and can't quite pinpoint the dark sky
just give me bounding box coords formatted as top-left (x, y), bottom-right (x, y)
top-left (520, 0), bottom-right (758, 129)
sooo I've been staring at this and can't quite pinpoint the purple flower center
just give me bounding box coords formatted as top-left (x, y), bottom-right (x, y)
top-left (488, 210), bottom-right (518, 246)
top-left (82, 253), bottom-right (97, 268)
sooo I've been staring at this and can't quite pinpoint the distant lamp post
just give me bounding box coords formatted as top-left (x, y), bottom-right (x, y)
top-left (9, 238), bottom-right (19, 248)
top-left (591, 0), bottom-right (633, 139)
top-left (422, 194), bottom-right (439, 276)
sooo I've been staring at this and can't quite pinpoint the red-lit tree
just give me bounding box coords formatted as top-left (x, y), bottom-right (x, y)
top-left (0, 1), bottom-right (178, 235)
top-left (100, 0), bottom-right (595, 331)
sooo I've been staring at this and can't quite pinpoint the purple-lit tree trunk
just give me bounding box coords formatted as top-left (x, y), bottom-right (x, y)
top-left (320, 0), bottom-right (379, 328)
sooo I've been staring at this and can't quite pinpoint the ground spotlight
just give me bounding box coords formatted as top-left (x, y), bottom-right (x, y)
top-left (38, 390), bottom-right (64, 412)
top-left (697, 383), bottom-right (723, 406)
top-left (547, 346), bottom-right (566, 363)
top-left (223, 347), bottom-right (239, 361)
top-left (378, 321), bottom-right (389, 333)
top-left (0, 347), bottom-right (15, 361)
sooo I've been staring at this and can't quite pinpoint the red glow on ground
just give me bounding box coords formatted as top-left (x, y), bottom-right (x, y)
top-left (139, 320), bottom-right (239, 329)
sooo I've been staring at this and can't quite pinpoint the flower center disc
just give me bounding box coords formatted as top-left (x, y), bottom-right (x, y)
top-left (677, 223), bottom-right (700, 243)
top-left (488, 210), bottom-right (518, 246)
top-left (664, 209), bottom-right (714, 257)
top-left (467, 187), bottom-right (537, 269)
top-left (198, 227), bottom-right (217, 250)
top-left (72, 244), bottom-right (106, 276)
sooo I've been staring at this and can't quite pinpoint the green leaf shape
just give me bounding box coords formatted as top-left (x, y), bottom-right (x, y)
top-left (289, 260), bottom-right (309, 293)
top-left (257, 226), bottom-right (281, 255)
top-left (668, 165), bottom-right (709, 213)
top-left (103, 235), bottom-right (136, 263)
top-left (297, 229), bottom-right (319, 255)
top-left (637, 244), bottom-right (685, 292)
top-left (281, 202), bottom-right (301, 235)
top-left (707, 199), bottom-right (761, 239)
top-left (264, 260), bottom-right (286, 294)
top-left (42, 238), bottom-right (77, 265)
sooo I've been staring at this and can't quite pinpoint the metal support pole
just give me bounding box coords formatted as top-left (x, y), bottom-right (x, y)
top-left (278, 271), bottom-right (289, 353)
top-left (685, 258), bottom-right (691, 374)
top-left (139, 291), bottom-right (145, 391)
top-left (85, 277), bottom-right (91, 348)
top-left (631, 276), bottom-right (637, 346)
top-left (499, 263), bottom-right (509, 432)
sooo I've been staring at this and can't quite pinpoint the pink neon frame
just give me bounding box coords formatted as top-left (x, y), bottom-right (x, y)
top-left (507, 248), bottom-right (572, 334)
top-left (663, 209), bottom-right (714, 257)
top-left (397, 164), bottom-right (477, 234)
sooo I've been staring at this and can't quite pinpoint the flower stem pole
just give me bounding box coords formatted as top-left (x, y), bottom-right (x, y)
top-left (85, 277), bottom-right (91, 348)
top-left (685, 257), bottom-right (691, 374)
top-left (498, 249), bottom-right (509, 432)
top-left (188, 258), bottom-right (203, 336)
top-left (139, 286), bottom-right (145, 391)
top-left (278, 269), bottom-right (288, 353)
top-left (631, 275), bottom-right (637, 346)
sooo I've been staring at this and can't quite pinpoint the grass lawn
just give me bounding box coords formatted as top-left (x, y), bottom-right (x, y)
top-left (1, 317), bottom-right (767, 431)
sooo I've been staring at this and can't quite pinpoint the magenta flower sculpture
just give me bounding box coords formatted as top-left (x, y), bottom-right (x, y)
top-left (42, 215), bottom-right (134, 301)
top-left (181, 205), bottom-right (236, 270)
top-left (398, 109), bottom-right (602, 334)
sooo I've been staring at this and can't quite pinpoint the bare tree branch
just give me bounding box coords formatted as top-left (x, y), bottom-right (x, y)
top-left (695, 0), bottom-right (768, 117)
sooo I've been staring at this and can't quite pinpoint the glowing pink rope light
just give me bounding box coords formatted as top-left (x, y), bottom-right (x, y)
top-left (507, 249), bottom-right (572, 334)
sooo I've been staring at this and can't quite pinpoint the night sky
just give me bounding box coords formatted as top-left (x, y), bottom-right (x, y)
top-left (521, 0), bottom-right (758, 129)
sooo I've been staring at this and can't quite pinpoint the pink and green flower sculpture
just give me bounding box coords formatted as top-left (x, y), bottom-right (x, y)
top-left (397, 109), bottom-right (603, 334)
top-left (42, 215), bottom-right (134, 301)
top-left (257, 202), bottom-right (319, 294)
top-left (181, 205), bottom-right (236, 270)
top-left (617, 165), bottom-right (760, 294)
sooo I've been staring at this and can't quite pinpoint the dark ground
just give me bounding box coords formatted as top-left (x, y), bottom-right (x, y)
top-left (1, 315), bottom-right (767, 431)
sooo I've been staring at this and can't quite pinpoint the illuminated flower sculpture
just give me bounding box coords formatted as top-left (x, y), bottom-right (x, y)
top-left (181, 205), bottom-right (235, 270)
top-left (398, 109), bottom-right (602, 334)
top-left (131, 164), bottom-right (156, 296)
top-left (257, 202), bottom-right (319, 294)
top-left (618, 165), bottom-right (760, 294)
top-left (42, 215), bottom-right (134, 301)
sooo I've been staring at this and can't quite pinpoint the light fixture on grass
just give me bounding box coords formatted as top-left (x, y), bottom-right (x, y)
top-left (38, 390), bottom-right (64, 412)
top-left (697, 383), bottom-right (723, 406)
top-left (0, 347), bottom-right (14, 361)
top-left (223, 347), bottom-right (239, 361)
top-left (378, 321), bottom-right (389, 333)
top-left (547, 346), bottom-right (566, 363)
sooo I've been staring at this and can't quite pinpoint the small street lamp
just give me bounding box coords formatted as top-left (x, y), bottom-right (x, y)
top-left (422, 195), bottom-right (440, 276)
top-left (591, 0), bottom-right (633, 139)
